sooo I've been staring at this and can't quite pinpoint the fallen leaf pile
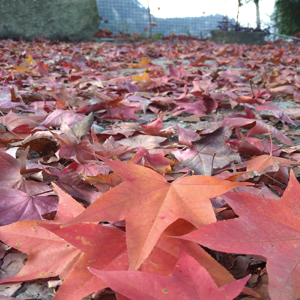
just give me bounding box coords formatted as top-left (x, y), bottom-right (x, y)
top-left (0, 36), bottom-right (300, 299)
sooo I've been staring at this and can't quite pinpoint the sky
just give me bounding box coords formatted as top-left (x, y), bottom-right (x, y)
top-left (138, 0), bottom-right (275, 28)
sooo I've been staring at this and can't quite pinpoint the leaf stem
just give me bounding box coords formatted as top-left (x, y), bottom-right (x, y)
top-left (32, 190), bottom-right (54, 197)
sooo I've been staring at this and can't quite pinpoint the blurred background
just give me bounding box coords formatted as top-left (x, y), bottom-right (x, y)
top-left (96, 0), bottom-right (278, 39)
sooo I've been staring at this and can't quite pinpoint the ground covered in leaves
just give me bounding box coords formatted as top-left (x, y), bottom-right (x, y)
top-left (0, 36), bottom-right (300, 300)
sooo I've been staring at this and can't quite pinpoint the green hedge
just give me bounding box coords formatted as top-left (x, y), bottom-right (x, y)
top-left (273, 0), bottom-right (300, 36)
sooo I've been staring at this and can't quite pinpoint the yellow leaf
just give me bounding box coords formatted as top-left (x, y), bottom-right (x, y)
top-left (12, 65), bottom-right (32, 73)
top-left (131, 57), bottom-right (152, 69)
top-left (138, 57), bottom-right (152, 68)
top-left (25, 54), bottom-right (33, 64)
top-left (132, 71), bottom-right (152, 83)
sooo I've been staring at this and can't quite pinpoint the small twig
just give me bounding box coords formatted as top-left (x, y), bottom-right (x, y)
top-left (263, 173), bottom-right (287, 188)
top-left (210, 152), bottom-right (217, 176)
top-left (176, 171), bottom-right (194, 181)
top-left (249, 79), bottom-right (260, 104)
top-left (267, 125), bottom-right (273, 156)
top-left (249, 79), bottom-right (255, 98)
top-left (32, 190), bottom-right (54, 197)
top-left (276, 97), bottom-right (282, 107)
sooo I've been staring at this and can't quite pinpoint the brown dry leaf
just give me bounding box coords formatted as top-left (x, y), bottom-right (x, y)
top-left (0, 282), bottom-right (22, 297)
top-left (118, 135), bottom-right (166, 149)
top-left (0, 253), bottom-right (28, 280)
top-left (283, 108), bottom-right (300, 120)
top-left (100, 123), bottom-right (138, 138)
top-left (180, 127), bottom-right (242, 175)
top-left (243, 155), bottom-right (298, 174)
top-left (177, 114), bottom-right (204, 122)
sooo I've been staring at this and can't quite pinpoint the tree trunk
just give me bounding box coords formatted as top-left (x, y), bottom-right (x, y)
top-left (147, 0), bottom-right (153, 39)
top-left (236, 0), bottom-right (242, 28)
top-left (236, 1), bottom-right (240, 25)
top-left (254, 0), bottom-right (261, 30)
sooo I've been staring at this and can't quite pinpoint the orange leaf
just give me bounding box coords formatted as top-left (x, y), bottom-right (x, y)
top-left (62, 158), bottom-right (252, 270)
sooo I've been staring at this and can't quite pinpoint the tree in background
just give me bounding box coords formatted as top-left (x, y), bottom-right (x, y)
top-left (236, 0), bottom-right (243, 26)
top-left (235, 0), bottom-right (262, 30)
top-left (273, 0), bottom-right (300, 36)
top-left (147, 0), bottom-right (152, 39)
top-left (245, 0), bottom-right (261, 30)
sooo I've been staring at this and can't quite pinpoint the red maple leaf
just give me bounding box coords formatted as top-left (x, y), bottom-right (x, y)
top-left (90, 246), bottom-right (250, 300)
top-left (181, 171), bottom-right (300, 300)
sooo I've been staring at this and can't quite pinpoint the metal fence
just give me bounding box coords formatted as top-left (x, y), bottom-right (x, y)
top-left (96, 0), bottom-right (235, 38)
